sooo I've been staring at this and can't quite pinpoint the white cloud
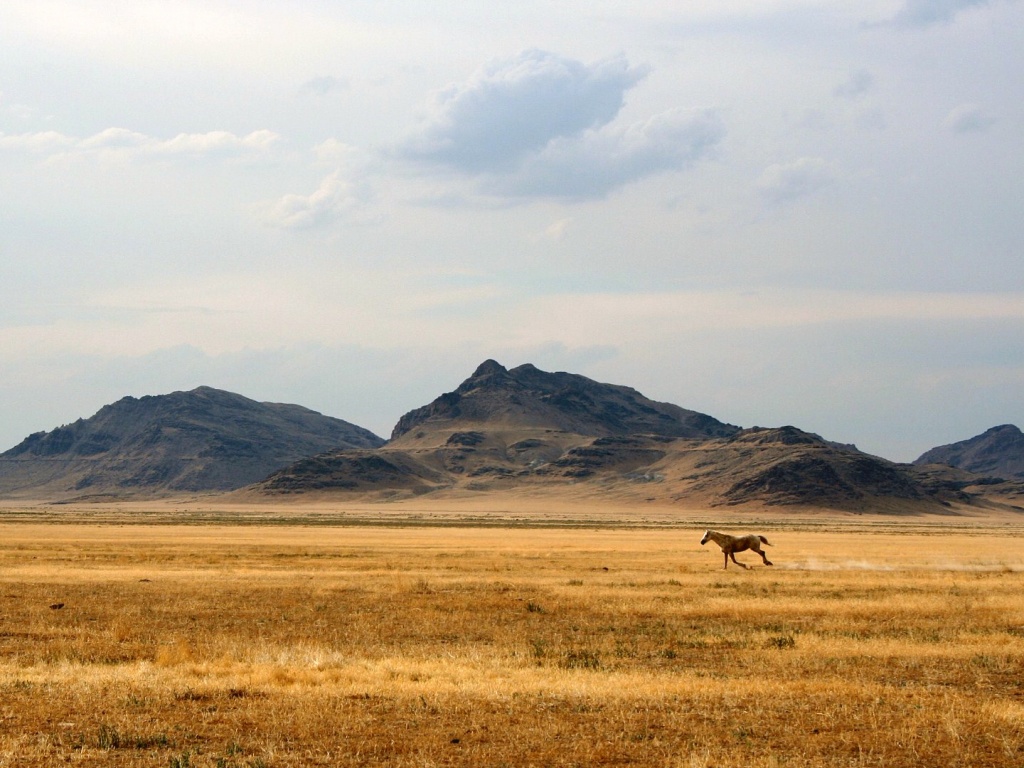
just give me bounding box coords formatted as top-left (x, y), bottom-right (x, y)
top-left (392, 49), bottom-right (722, 200)
top-left (491, 108), bottom-right (725, 199)
top-left (264, 171), bottom-right (368, 229)
top-left (943, 102), bottom-right (996, 133)
top-left (0, 127), bottom-right (279, 161)
top-left (78, 127), bottom-right (149, 150)
top-left (396, 49), bottom-right (649, 174)
top-left (756, 157), bottom-right (836, 205)
top-left (155, 130), bottom-right (280, 155)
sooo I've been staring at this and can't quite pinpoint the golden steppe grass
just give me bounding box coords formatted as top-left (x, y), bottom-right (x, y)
top-left (2, 508), bottom-right (1024, 766)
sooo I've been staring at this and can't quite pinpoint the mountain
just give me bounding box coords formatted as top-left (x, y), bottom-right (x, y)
top-left (250, 361), bottom-right (987, 513)
top-left (692, 426), bottom-right (932, 509)
top-left (914, 425), bottom-right (1024, 480)
top-left (0, 387), bottom-right (384, 499)
top-left (256, 360), bottom-right (738, 500)
top-left (390, 359), bottom-right (740, 442)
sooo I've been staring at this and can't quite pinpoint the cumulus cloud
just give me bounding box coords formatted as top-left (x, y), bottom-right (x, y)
top-left (0, 127), bottom-right (279, 161)
top-left (943, 102), bottom-right (997, 133)
top-left (891, 0), bottom-right (998, 26)
top-left (392, 49), bottom-right (722, 200)
top-left (491, 108), bottom-right (725, 200)
top-left (397, 49), bottom-right (649, 174)
top-left (264, 171), bottom-right (368, 229)
top-left (756, 157), bottom-right (836, 205)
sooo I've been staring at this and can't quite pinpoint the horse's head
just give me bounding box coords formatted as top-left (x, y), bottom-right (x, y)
top-left (700, 530), bottom-right (711, 545)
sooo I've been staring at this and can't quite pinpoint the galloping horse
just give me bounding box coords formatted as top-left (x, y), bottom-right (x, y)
top-left (700, 530), bottom-right (773, 570)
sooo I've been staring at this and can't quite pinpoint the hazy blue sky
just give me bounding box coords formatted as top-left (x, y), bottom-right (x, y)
top-left (2, 0), bottom-right (1021, 460)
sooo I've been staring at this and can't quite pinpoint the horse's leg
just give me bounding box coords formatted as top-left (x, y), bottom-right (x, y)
top-left (723, 551), bottom-right (729, 569)
top-left (730, 552), bottom-right (747, 570)
top-left (754, 545), bottom-right (773, 566)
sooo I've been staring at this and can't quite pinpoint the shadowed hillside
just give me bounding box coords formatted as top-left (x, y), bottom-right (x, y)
top-left (915, 425), bottom-right (1024, 480)
top-left (0, 387), bottom-right (383, 498)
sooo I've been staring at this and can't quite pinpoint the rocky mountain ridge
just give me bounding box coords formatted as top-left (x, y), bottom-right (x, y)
top-left (2, 363), bottom-right (1021, 514)
top-left (251, 362), bottom-right (1024, 513)
top-left (0, 386), bottom-right (383, 498)
top-left (914, 424), bottom-right (1024, 480)
top-left (390, 359), bottom-right (739, 442)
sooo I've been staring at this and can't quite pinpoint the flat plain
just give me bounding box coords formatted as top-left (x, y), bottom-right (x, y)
top-left (2, 500), bottom-right (1024, 767)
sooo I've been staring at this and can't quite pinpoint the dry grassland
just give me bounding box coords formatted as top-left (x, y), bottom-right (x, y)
top-left (2, 514), bottom-right (1024, 766)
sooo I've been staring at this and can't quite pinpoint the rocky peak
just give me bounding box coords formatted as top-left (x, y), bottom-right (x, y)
top-left (389, 360), bottom-right (739, 442)
top-left (470, 359), bottom-right (508, 378)
top-left (915, 424), bottom-right (1024, 479)
top-left (458, 360), bottom-right (513, 393)
top-left (730, 426), bottom-right (830, 447)
top-left (0, 387), bottom-right (383, 496)
top-left (979, 424), bottom-right (1023, 444)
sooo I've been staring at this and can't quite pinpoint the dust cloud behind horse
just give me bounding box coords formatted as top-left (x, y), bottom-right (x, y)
top-left (700, 529), bottom-right (773, 570)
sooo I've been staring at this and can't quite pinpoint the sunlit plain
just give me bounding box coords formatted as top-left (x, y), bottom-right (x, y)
top-left (2, 504), bottom-right (1024, 767)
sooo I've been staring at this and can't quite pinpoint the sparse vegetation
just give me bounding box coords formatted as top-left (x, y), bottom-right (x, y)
top-left (2, 513), bottom-right (1024, 766)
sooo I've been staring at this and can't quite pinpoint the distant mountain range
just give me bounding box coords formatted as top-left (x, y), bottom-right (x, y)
top-left (0, 387), bottom-right (383, 499)
top-left (1, 362), bottom-right (1021, 513)
top-left (251, 361), bottom-right (1024, 514)
top-left (914, 425), bottom-right (1024, 480)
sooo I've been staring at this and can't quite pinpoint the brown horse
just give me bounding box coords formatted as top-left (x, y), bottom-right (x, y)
top-left (700, 529), bottom-right (773, 569)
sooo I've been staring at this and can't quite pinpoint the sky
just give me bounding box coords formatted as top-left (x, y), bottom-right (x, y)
top-left (1, 0), bottom-right (1022, 462)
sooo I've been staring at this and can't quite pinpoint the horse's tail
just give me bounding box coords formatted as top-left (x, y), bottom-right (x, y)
top-left (758, 535), bottom-right (772, 546)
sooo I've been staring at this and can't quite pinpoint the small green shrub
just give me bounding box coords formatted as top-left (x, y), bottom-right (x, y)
top-left (97, 724), bottom-right (122, 749)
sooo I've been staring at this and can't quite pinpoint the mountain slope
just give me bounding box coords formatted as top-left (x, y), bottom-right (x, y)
top-left (258, 358), bottom-right (739, 500)
top-left (914, 425), bottom-right (1024, 480)
top-left (684, 427), bottom-right (935, 509)
top-left (251, 363), bottom-right (977, 513)
top-left (390, 359), bottom-right (739, 443)
top-left (0, 387), bottom-right (383, 498)
top-left (253, 424), bottom-right (968, 512)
